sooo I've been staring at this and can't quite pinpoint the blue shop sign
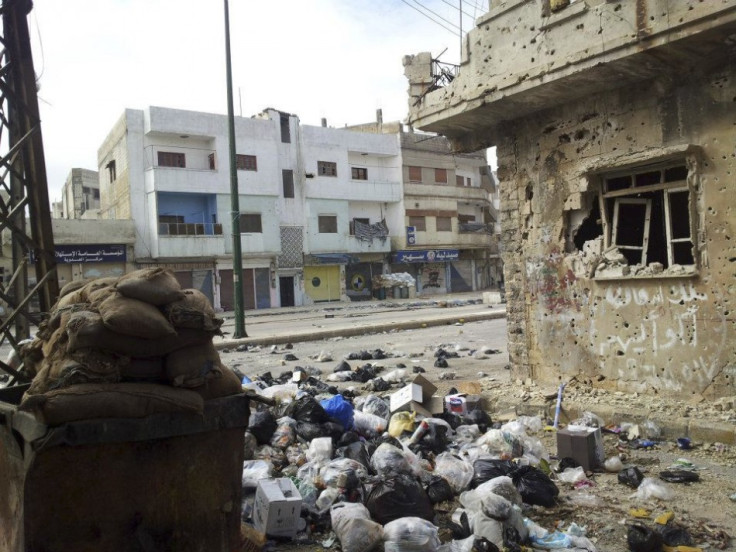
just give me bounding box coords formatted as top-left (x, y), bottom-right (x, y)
top-left (51, 244), bottom-right (126, 264)
top-left (393, 249), bottom-right (459, 263)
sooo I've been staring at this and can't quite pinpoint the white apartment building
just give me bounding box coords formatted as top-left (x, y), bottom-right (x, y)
top-left (97, 106), bottom-right (403, 310)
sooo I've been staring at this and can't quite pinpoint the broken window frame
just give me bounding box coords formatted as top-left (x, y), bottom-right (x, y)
top-left (611, 198), bottom-right (651, 266)
top-left (597, 160), bottom-right (697, 273)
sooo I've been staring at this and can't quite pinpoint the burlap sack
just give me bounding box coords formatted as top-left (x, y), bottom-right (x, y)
top-left (115, 268), bottom-right (184, 306)
top-left (162, 289), bottom-right (223, 331)
top-left (121, 357), bottom-right (165, 381)
top-left (42, 325), bottom-right (69, 358)
top-left (165, 342), bottom-right (222, 388)
top-left (57, 279), bottom-right (88, 300)
top-left (19, 382), bottom-right (204, 425)
top-left (99, 293), bottom-right (176, 339)
top-left (87, 285), bottom-right (116, 308)
top-left (192, 363), bottom-right (243, 401)
top-left (19, 337), bottom-right (44, 378)
top-left (55, 288), bottom-right (87, 309)
top-left (80, 276), bottom-right (119, 298)
top-left (66, 311), bottom-right (215, 358)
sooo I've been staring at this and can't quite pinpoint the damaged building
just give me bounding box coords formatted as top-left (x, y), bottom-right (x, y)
top-left (405, 0), bottom-right (736, 399)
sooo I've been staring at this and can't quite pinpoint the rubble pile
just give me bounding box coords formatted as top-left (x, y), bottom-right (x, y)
top-left (16, 269), bottom-right (242, 424)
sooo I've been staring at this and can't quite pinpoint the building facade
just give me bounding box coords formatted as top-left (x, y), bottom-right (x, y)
top-left (97, 107), bottom-right (404, 309)
top-left (59, 168), bottom-right (100, 219)
top-left (405, 0), bottom-right (736, 399)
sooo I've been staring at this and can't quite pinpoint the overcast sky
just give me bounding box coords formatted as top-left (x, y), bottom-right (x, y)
top-left (29, 0), bottom-right (492, 203)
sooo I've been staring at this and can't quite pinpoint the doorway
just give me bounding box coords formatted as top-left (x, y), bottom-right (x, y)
top-left (279, 276), bottom-right (295, 307)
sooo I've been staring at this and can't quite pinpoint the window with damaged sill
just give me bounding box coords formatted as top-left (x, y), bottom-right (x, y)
top-left (570, 161), bottom-right (698, 279)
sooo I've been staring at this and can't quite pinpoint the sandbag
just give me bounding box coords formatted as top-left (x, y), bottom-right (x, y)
top-left (55, 288), bottom-right (87, 309)
top-left (57, 279), bottom-right (89, 300)
top-left (99, 293), bottom-right (176, 338)
top-left (19, 382), bottom-right (204, 425)
top-left (48, 348), bottom-right (123, 388)
top-left (366, 473), bottom-right (434, 525)
top-left (162, 289), bottom-right (222, 331)
top-left (66, 311), bottom-right (214, 357)
top-left (165, 342), bottom-right (222, 388)
top-left (115, 268), bottom-right (184, 306)
top-left (191, 364), bottom-right (243, 401)
top-left (121, 357), bottom-right (165, 381)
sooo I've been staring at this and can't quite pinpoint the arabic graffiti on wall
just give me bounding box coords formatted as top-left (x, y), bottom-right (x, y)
top-left (420, 263), bottom-right (445, 289)
top-left (54, 244), bottom-right (127, 264)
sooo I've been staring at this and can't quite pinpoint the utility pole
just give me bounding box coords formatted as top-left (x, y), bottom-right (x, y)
top-left (224, 0), bottom-right (247, 338)
top-left (459, 0), bottom-right (463, 58)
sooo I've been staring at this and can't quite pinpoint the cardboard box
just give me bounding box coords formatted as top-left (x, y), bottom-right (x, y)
top-left (408, 396), bottom-right (445, 418)
top-left (444, 394), bottom-right (481, 416)
top-left (252, 478), bottom-right (302, 538)
top-left (556, 427), bottom-right (605, 471)
top-left (390, 375), bottom-right (438, 412)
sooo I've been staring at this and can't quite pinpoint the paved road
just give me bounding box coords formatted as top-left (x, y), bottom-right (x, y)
top-left (213, 293), bottom-right (506, 348)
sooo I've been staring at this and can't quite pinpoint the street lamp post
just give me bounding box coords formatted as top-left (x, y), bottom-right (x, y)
top-left (224, 0), bottom-right (247, 338)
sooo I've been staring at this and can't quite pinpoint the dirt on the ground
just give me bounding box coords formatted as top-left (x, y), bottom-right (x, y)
top-left (226, 319), bottom-right (735, 552)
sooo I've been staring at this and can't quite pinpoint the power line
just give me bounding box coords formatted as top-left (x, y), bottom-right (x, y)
top-left (411, 0), bottom-right (462, 31)
top-left (398, 0), bottom-right (460, 36)
top-left (438, 0), bottom-right (476, 20)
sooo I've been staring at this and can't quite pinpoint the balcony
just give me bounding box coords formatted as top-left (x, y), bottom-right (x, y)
top-left (144, 145), bottom-right (221, 193)
top-left (404, 182), bottom-right (489, 203)
top-left (458, 222), bottom-right (493, 235)
top-left (305, 179), bottom-right (401, 202)
top-left (158, 222), bottom-right (223, 236)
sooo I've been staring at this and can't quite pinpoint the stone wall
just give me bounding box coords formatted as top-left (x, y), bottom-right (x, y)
top-left (498, 63), bottom-right (735, 400)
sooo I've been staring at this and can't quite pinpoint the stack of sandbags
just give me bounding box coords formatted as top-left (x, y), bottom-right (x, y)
top-left (18, 268), bottom-right (243, 425)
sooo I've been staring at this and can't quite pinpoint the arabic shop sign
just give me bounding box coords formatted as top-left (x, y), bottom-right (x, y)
top-left (52, 244), bottom-right (126, 264)
top-left (393, 249), bottom-right (459, 263)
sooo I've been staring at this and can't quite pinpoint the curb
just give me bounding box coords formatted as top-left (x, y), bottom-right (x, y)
top-left (213, 309), bottom-right (507, 350)
top-left (494, 399), bottom-right (736, 445)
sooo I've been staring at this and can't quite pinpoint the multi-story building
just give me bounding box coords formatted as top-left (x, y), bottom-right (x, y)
top-left (97, 107), bottom-right (403, 309)
top-left (348, 116), bottom-right (501, 295)
top-left (405, 0), bottom-right (736, 398)
top-left (59, 168), bottom-right (100, 219)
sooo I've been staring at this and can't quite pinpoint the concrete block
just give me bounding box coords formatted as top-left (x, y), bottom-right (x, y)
top-left (482, 291), bottom-right (502, 304)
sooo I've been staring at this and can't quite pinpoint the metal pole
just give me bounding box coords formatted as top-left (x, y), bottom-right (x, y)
top-left (224, 0), bottom-right (247, 337)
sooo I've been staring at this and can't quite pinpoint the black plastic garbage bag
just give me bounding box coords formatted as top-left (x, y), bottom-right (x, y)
top-left (471, 458), bottom-right (516, 489)
top-left (337, 441), bottom-right (373, 470)
top-left (464, 409), bottom-right (492, 433)
top-left (375, 434), bottom-right (403, 450)
top-left (618, 466), bottom-right (645, 489)
top-left (284, 395), bottom-right (329, 423)
top-left (434, 358), bottom-right (449, 368)
top-left (416, 422), bottom-right (449, 454)
top-left (659, 469), bottom-right (699, 483)
top-left (371, 349), bottom-right (387, 359)
top-left (627, 524), bottom-right (663, 552)
top-left (334, 360), bottom-right (352, 372)
top-left (366, 473), bottom-right (434, 525)
top-left (440, 412), bottom-right (464, 430)
top-left (296, 421), bottom-right (325, 441)
top-left (322, 421), bottom-right (345, 442)
top-left (473, 538), bottom-right (501, 552)
top-left (558, 457), bottom-right (581, 472)
top-left (660, 524), bottom-right (693, 547)
top-left (353, 364), bottom-right (378, 383)
top-left (337, 431), bottom-right (361, 447)
top-left (511, 465), bottom-right (559, 507)
top-left (426, 475), bottom-right (454, 504)
top-left (503, 526), bottom-right (524, 552)
top-left (248, 409), bottom-right (277, 445)
top-left (366, 377), bottom-right (390, 392)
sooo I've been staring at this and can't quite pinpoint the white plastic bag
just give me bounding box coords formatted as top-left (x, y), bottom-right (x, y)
top-left (383, 517), bottom-right (441, 552)
top-left (371, 443), bottom-right (412, 477)
top-left (307, 436), bottom-right (333, 463)
top-left (352, 410), bottom-right (388, 438)
top-left (321, 457), bottom-right (369, 488)
top-left (634, 477), bottom-right (675, 501)
top-left (331, 502), bottom-right (384, 552)
top-left (241, 459), bottom-right (273, 489)
top-left (434, 452), bottom-right (474, 494)
top-left (558, 466), bottom-right (586, 484)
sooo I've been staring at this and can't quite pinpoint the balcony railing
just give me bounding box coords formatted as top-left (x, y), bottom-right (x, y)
top-left (144, 145), bottom-right (217, 172)
top-left (459, 222), bottom-right (493, 234)
top-left (158, 222), bottom-right (223, 236)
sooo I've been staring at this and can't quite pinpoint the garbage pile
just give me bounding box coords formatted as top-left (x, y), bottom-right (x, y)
top-left (239, 364), bottom-right (604, 552)
top-left (16, 269), bottom-right (242, 425)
